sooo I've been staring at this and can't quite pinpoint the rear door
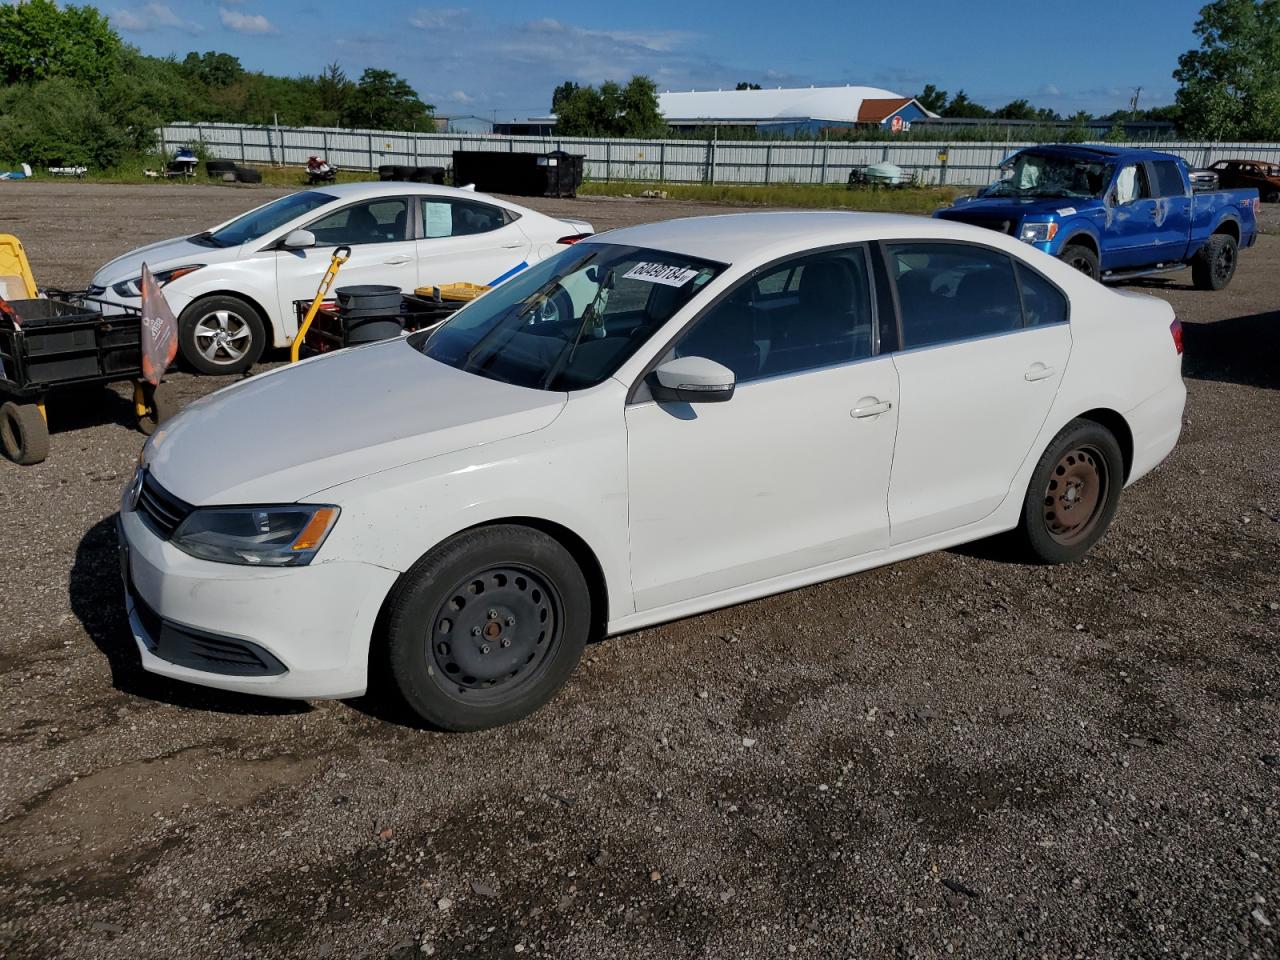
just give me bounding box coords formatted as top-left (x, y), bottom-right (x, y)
top-left (274, 196), bottom-right (417, 339)
top-left (1148, 159), bottom-right (1193, 263)
top-left (415, 197), bottom-right (532, 290)
top-left (883, 241), bottom-right (1072, 545)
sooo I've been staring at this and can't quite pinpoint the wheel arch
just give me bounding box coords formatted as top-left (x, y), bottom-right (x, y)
top-left (1077, 407), bottom-right (1134, 482)
top-left (1211, 216), bottom-right (1241, 243)
top-left (179, 289), bottom-right (273, 334)
top-left (1060, 230), bottom-right (1099, 258)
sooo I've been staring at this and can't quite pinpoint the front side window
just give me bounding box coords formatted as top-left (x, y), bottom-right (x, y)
top-left (887, 242), bottom-right (1023, 349)
top-left (1114, 164), bottom-right (1152, 205)
top-left (422, 198), bottom-right (511, 239)
top-left (670, 248), bottom-right (874, 383)
top-left (421, 243), bottom-right (722, 391)
top-left (308, 199), bottom-right (409, 245)
top-left (203, 191), bottom-right (336, 247)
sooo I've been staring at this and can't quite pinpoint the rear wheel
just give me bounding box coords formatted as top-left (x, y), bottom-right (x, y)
top-left (0, 401), bottom-right (49, 465)
top-left (1192, 233), bottom-right (1238, 291)
top-left (1017, 419), bottom-right (1124, 564)
top-left (1060, 244), bottom-right (1100, 281)
top-left (178, 295), bottom-right (266, 375)
top-left (1264, 188), bottom-right (1279, 204)
top-left (385, 525), bottom-right (591, 731)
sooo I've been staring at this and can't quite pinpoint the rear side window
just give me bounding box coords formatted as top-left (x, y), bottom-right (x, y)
top-left (1151, 161), bottom-right (1186, 198)
top-left (886, 243), bottom-right (1023, 349)
top-left (422, 198), bottom-right (512, 239)
top-left (1016, 263), bottom-right (1069, 327)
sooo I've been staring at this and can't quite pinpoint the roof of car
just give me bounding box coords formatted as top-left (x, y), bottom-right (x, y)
top-left (590, 211), bottom-right (1013, 263)
top-left (302, 181), bottom-right (508, 203)
top-left (1012, 144), bottom-right (1181, 163)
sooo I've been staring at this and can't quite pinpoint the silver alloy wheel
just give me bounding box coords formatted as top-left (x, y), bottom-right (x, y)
top-left (193, 308), bottom-right (253, 365)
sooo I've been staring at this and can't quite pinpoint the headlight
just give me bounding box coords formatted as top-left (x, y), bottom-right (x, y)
top-left (171, 505), bottom-right (340, 566)
top-left (1019, 222), bottom-right (1059, 244)
top-left (111, 263), bottom-right (206, 298)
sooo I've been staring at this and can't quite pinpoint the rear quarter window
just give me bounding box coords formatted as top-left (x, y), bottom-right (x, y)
top-left (1016, 263), bottom-right (1069, 327)
top-left (1152, 161), bottom-right (1186, 198)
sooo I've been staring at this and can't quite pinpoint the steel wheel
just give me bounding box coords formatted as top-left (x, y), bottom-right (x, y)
top-left (1212, 241), bottom-right (1236, 286)
top-left (193, 308), bottom-right (253, 365)
top-left (1042, 444), bottom-right (1109, 546)
top-left (429, 564), bottom-right (563, 703)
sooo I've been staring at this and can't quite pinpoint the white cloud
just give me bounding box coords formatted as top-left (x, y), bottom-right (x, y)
top-left (409, 8), bottom-right (470, 30)
top-left (112, 3), bottom-right (203, 34)
top-left (449, 90), bottom-right (474, 104)
top-left (219, 6), bottom-right (276, 35)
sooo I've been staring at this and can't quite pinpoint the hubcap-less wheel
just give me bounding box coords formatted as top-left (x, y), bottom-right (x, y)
top-left (430, 565), bottom-right (561, 702)
top-left (1042, 444), bottom-right (1108, 546)
top-left (1213, 243), bottom-right (1236, 286)
top-left (1068, 254), bottom-right (1096, 278)
top-left (193, 309), bottom-right (252, 365)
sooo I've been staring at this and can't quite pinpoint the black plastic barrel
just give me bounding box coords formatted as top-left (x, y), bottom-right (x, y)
top-left (335, 285), bottom-right (404, 345)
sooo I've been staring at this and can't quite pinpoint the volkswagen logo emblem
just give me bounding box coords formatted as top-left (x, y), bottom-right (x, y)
top-left (124, 466), bottom-right (144, 512)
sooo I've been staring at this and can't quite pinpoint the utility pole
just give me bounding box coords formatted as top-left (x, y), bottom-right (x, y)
top-left (1129, 86), bottom-right (1142, 116)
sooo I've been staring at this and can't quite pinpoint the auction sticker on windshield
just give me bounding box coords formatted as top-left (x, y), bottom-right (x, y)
top-left (624, 262), bottom-right (700, 286)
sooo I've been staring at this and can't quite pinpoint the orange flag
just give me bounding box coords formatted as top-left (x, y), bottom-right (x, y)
top-left (139, 263), bottom-right (178, 386)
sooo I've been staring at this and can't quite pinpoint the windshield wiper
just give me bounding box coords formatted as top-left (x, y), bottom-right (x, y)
top-left (189, 231), bottom-right (226, 248)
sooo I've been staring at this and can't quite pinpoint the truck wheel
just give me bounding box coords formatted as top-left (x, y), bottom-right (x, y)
top-left (178, 295), bottom-right (267, 375)
top-left (1, 401), bottom-right (50, 465)
top-left (1060, 244), bottom-right (1100, 281)
top-left (1264, 188), bottom-right (1279, 204)
top-left (1192, 234), bottom-right (1238, 291)
top-left (384, 525), bottom-right (591, 731)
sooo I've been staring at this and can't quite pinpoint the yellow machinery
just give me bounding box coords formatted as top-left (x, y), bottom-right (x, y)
top-left (290, 245), bottom-right (351, 363)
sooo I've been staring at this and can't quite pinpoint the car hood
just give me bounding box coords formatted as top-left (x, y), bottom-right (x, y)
top-left (938, 195), bottom-right (1096, 221)
top-left (92, 236), bottom-right (229, 286)
top-left (145, 338), bottom-right (567, 505)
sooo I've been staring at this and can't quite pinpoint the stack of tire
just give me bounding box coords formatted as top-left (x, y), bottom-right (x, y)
top-left (378, 165), bottom-right (446, 184)
top-left (205, 159), bottom-right (262, 184)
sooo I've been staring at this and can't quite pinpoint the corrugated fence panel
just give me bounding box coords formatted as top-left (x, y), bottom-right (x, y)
top-left (159, 123), bottom-right (1280, 187)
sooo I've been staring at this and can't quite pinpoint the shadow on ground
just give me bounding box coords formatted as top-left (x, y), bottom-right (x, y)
top-left (1181, 310), bottom-right (1280, 390)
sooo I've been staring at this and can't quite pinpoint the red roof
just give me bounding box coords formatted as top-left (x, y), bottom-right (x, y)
top-left (858, 97), bottom-right (914, 122)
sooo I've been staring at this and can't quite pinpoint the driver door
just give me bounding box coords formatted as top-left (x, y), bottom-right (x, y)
top-left (624, 247), bottom-right (899, 612)
top-left (274, 196), bottom-right (417, 341)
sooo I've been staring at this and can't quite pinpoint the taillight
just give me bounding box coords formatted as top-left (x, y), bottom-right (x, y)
top-left (1170, 318), bottom-right (1183, 354)
top-left (556, 233), bottom-right (592, 245)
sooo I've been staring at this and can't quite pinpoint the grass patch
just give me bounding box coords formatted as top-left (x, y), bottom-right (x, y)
top-left (22, 161), bottom-right (379, 188)
top-left (578, 179), bottom-right (962, 214)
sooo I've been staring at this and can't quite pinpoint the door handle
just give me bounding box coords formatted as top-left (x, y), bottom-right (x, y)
top-left (500, 242), bottom-right (524, 248)
top-left (383, 255), bottom-right (412, 265)
top-left (851, 398), bottom-right (892, 419)
top-left (1024, 362), bottom-right (1056, 382)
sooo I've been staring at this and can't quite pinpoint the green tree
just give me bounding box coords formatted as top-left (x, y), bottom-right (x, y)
top-left (916, 83), bottom-right (949, 114)
top-left (0, 76), bottom-right (129, 166)
top-left (342, 68), bottom-right (433, 129)
top-left (180, 51), bottom-right (244, 88)
top-left (554, 75), bottom-right (665, 137)
top-left (0, 0), bottom-right (121, 86)
top-left (943, 89), bottom-right (992, 118)
top-left (551, 80), bottom-right (579, 112)
top-left (735, 81), bottom-right (762, 90)
top-left (316, 62), bottom-right (351, 124)
top-left (1175, 0), bottom-right (1280, 139)
top-left (1063, 110), bottom-right (1093, 143)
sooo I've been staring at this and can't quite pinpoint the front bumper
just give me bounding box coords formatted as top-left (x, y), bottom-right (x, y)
top-left (118, 508), bottom-right (399, 699)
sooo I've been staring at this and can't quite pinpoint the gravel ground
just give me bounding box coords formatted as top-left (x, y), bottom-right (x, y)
top-left (1, 181), bottom-right (1277, 960)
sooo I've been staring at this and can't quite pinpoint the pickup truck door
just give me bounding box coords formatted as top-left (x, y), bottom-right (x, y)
top-left (1102, 163), bottom-right (1163, 271)
top-left (1147, 159), bottom-right (1193, 264)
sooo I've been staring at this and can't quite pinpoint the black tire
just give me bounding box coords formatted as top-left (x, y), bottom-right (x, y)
top-left (1264, 188), bottom-right (1280, 204)
top-left (137, 382), bottom-right (171, 436)
top-left (178, 295), bottom-right (267, 375)
top-left (1, 401), bottom-right (50, 465)
top-left (1059, 243), bottom-right (1100, 281)
top-left (205, 159), bottom-right (236, 177)
top-left (1017, 418), bottom-right (1124, 564)
top-left (385, 525), bottom-right (591, 731)
top-left (234, 166), bottom-right (262, 184)
top-left (1191, 233), bottom-right (1238, 291)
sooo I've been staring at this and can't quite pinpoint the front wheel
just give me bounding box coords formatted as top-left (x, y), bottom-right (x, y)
top-left (1059, 244), bottom-right (1100, 281)
top-left (1191, 233), bottom-right (1238, 291)
top-left (385, 525), bottom-right (591, 731)
top-left (178, 295), bottom-right (267, 375)
top-left (1017, 419), bottom-right (1124, 564)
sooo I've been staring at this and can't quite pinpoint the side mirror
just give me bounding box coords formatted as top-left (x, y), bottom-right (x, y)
top-left (649, 356), bottom-right (735, 404)
top-left (281, 229), bottom-right (316, 249)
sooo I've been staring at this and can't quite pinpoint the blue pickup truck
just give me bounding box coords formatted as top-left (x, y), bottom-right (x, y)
top-left (935, 145), bottom-right (1258, 290)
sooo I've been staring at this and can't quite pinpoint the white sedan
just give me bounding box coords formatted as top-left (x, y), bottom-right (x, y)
top-left (118, 212), bottom-right (1185, 730)
top-left (88, 182), bottom-right (593, 374)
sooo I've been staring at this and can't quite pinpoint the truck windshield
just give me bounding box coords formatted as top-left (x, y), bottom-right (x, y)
top-left (197, 191), bottom-right (337, 247)
top-left (986, 152), bottom-right (1112, 200)
top-left (421, 242), bottom-right (723, 391)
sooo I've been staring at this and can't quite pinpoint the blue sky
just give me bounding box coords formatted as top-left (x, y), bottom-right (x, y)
top-left (110, 0), bottom-right (1209, 118)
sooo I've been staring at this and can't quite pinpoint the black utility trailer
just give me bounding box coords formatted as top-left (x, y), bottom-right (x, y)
top-left (0, 294), bottom-right (165, 465)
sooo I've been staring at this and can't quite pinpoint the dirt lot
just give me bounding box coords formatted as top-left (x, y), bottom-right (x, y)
top-left (1, 181), bottom-right (1277, 960)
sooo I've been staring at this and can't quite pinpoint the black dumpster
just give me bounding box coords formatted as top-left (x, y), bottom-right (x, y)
top-left (451, 150), bottom-right (585, 197)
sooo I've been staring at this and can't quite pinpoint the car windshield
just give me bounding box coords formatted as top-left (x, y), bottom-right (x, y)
top-left (198, 191), bottom-right (336, 247)
top-left (421, 243), bottom-right (724, 391)
top-left (986, 152), bottom-right (1112, 200)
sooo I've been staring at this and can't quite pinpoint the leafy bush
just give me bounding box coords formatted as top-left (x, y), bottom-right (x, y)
top-left (0, 77), bottom-right (130, 167)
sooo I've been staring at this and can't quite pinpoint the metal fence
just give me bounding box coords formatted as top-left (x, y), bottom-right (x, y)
top-left (160, 122), bottom-right (1280, 188)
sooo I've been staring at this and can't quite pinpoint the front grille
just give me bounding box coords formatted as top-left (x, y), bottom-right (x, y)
top-left (135, 471), bottom-right (192, 540)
